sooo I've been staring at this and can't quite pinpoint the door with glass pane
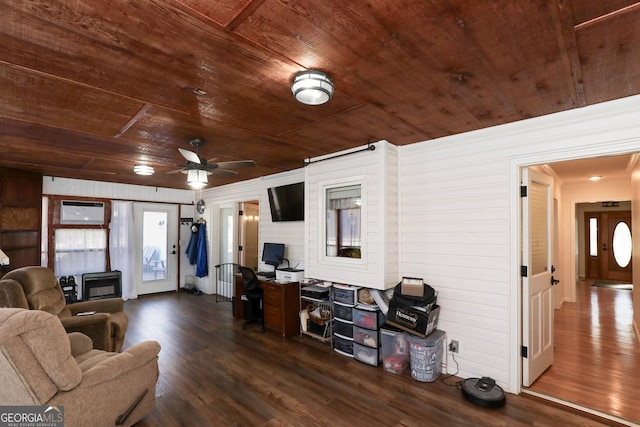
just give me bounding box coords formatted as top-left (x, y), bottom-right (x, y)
top-left (585, 211), bottom-right (632, 282)
top-left (522, 168), bottom-right (554, 387)
top-left (134, 203), bottom-right (179, 294)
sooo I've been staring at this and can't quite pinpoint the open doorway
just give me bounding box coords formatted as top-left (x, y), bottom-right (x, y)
top-left (239, 201), bottom-right (259, 270)
top-left (523, 154), bottom-right (639, 424)
top-left (215, 200), bottom-right (260, 300)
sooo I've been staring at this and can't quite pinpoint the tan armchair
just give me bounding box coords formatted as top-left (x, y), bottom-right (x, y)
top-left (0, 308), bottom-right (160, 427)
top-left (2, 266), bottom-right (128, 352)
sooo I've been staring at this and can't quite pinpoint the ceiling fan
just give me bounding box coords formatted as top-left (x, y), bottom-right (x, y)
top-left (167, 138), bottom-right (256, 177)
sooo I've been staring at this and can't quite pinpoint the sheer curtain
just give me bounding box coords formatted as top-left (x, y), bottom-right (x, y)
top-left (110, 201), bottom-right (137, 300)
top-left (54, 229), bottom-right (107, 277)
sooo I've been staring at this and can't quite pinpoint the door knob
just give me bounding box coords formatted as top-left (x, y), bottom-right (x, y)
top-left (551, 276), bottom-right (560, 286)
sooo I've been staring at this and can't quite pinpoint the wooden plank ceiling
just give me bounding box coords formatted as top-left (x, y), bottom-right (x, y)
top-left (0, 0), bottom-right (638, 190)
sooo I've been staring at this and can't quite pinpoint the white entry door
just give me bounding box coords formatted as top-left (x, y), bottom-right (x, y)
top-left (522, 168), bottom-right (554, 387)
top-left (134, 203), bottom-right (179, 295)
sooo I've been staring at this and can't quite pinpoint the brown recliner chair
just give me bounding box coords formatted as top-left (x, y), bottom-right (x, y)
top-left (2, 266), bottom-right (128, 352)
top-left (0, 308), bottom-right (160, 427)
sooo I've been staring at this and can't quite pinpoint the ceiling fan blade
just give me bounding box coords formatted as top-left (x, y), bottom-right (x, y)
top-left (210, 168), bottom-right (239, 176)
top-left (213, 160), bottom-right (256, 168)
top-left (165, 168), bottom-right (185, 175)
top-left (178, 148), bottom-right (202, 164)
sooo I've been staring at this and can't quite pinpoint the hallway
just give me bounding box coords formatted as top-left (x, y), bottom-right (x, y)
top-left (528, 279), bottom-right (639, 424)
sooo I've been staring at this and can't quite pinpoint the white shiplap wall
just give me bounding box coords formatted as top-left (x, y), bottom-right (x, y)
top-left (43, 176), bottom-right (194, 204)
top-left (383, 141), bottom-right (400, 286)
top-left (399, 94), bottom-right (640, 393)
top-left (199, 169), bottom-right (306, 284)
top-left (304, 141), bottom-right (399, 289)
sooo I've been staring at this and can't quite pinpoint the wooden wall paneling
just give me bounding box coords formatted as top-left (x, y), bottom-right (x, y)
top-left (0, 167), bottom-right (42, 273)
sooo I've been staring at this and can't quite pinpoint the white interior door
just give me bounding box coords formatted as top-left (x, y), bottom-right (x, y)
top-left (522, 168), bottom-right (554, 387)
top-left (134, 203), bottom-right (179, 294)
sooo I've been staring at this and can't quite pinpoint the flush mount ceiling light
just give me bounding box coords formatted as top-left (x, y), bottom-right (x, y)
top-left (187, 169), bottom-right (208, 189)
top-left (291, 70), bottom-right (334, 105)
top-left (133, 164), bottom-right (154, 175)
top-left (588, 175), bottom-right (602, 181)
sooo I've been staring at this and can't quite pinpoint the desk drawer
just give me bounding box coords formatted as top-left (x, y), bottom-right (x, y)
top-left (264, 305), bottom-right (282, 329)
top-left (263, 283), bottom-right (283, 308)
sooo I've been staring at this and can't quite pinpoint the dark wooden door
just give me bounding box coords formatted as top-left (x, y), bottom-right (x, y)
top-left (585, 211), bottom-right (632, 282)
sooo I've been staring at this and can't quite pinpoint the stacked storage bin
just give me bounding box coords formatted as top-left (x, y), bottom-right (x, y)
top-left (332, 284), bottom-right (360, 357)
top-left (352, 304), bottom-right (386, 366)
top-left (380, 325), bottom-right (409, 374)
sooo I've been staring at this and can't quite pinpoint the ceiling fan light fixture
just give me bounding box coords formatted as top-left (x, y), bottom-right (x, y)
top-left (187, 169), bottom-right (208, 189)
top-left (291, 70), bottom-right (333, 105)
top-left (133, 164), bottom-right (154, 175)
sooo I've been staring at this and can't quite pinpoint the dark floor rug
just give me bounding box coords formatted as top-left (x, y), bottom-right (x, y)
top-left (591, 281), bottom-right (633, 290)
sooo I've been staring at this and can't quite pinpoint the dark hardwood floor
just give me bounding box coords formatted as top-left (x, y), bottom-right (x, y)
top-left (529, 279), bottom-right (640, 425)
top-left (123, 291), bottom-right (621, 426)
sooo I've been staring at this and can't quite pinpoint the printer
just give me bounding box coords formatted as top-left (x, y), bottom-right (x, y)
top-left (275, 268), bottom-right (305, 283)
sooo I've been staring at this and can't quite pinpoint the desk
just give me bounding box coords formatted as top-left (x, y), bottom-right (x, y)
top-left (234, 275), bottom-right (300, 338)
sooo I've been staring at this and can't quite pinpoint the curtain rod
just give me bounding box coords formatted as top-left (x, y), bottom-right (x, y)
top-left (304, 143), bottom-right (376, 166)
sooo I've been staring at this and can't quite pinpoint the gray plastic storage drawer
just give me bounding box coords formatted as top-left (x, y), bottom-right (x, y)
top-left (333, 318), bottom-right (354, 339)
top-left (334, 334), bottom-right (354, 357)
top-left (354, 342), bottom-right (381, 366)
top-left (333, 302), bottom-right (353, 321)
top-left (333, 284), bottom-right (359, 305)
top-left (354, 325), bottom-right (380, 348)
top-left (353, 306), bottom-right (386, 329)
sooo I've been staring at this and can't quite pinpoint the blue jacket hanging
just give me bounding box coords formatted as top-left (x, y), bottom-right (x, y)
top-left (186, 224), bottom-right (199, 265)
top-left (195, 223), bottom-right (208, 277)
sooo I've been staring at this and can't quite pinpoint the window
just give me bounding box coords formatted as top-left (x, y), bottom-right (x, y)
top-left (589, 217), bottom-right (598, 257)
top-left (612, 221), bottom-right (632, 268)
top-left (54, 229), bottom-right (107, 277)
top-left (326, 184), bottom-right (361, 258)
top-left (142, 211), bottom-right (168, 281)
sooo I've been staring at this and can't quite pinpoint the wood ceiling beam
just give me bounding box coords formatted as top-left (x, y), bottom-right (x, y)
top-left (553, 0), bottom-right (587, 107)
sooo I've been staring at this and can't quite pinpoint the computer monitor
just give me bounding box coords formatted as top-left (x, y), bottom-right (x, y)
top-left (262, 242), bottom-right (284, 267)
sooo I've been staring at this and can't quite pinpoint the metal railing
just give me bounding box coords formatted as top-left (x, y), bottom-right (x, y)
top-left (214, 263), bottom-right (238, 303)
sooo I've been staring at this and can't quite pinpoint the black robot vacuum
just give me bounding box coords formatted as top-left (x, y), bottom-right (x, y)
top-left (461, 377), bottom-right (506, 408)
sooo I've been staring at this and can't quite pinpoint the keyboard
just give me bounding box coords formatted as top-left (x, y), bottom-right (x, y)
top-left (259, 271), bottom-right (276, 278)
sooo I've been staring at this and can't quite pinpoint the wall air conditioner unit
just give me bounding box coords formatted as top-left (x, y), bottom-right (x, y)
top-left (60, 200), bottom-right (105, 225)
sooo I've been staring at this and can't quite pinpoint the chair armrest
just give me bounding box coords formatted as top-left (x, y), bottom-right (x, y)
top-left (61, 312), bottom-right (109, 327)
top-left (68, 298), bottom-right (124, 314)
top-left (60, 314), bottom-right (110, 351)
top-left (68, 332), bottom-right (93, 357)
top-left (79, 341), bottom-right (161, 388)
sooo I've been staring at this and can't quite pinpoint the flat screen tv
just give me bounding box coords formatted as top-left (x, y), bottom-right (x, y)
top-left (267, 182), bottom-right (304, 222)
top-left (262, 242), bottom-right (285, 267)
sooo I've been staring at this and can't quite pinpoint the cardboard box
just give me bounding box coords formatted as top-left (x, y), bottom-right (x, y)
top-left (400, 277), bottom-right (424, 297)
top-left (385, 299), bottom-right (440, 338)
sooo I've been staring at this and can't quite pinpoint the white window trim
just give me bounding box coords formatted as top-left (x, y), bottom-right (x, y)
top-left (317, 176), bottom-right (367, 269)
